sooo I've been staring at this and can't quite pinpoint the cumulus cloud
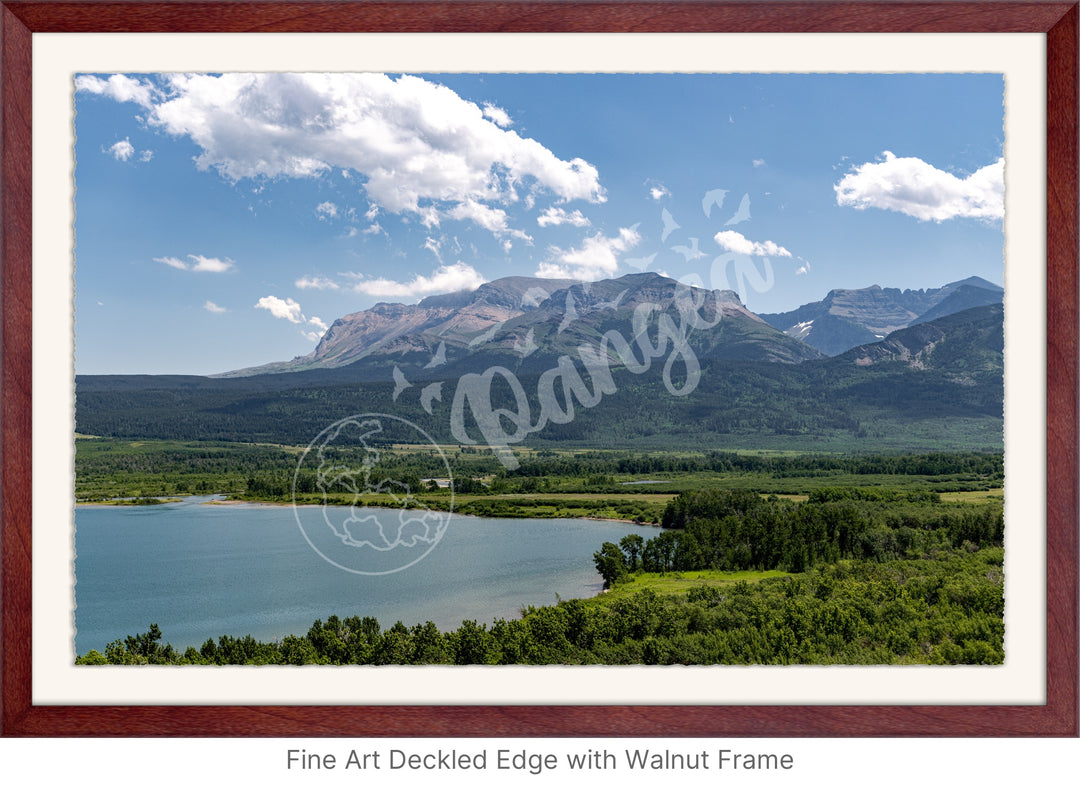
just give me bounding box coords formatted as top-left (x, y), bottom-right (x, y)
top-left (109, 139), bottom-right (135, 161)
top-left (154, 254), bottom-right (235, 272)
top-left (482, 103), bottom-right (513, 128)
top-left (443, 199), bottom-right (532, 242)
top-left (315, 201), bottom-right (339, 219)
top-left (256, 296), bottom-right (329, 341)
top-left (536, 226), bottom-right (641, 281)
top-left (713, 230), bottom-right (792, 258)
top-left (119, 73), bottom-right (603, 238)
top-left (255, 295), bottom-right (305, 323)
top-left (834, 151), bottom-right (1004, 222)
top-left (203, 300), bottom-right (227, 313)
top-left (295, 275), bottom-right (340, 290)
top-left (353, 262), bottom-right (486, 298)
top-left (537, 207), bottom-right (591, 228)
top-left (139, 150), bottom-right (154, 162)
top-left (190, 255), bottom-right (234, 273)
top-left (646, 181), bottom-right (671, 201)
top-left (75, 74), bottom-right (156, 107)
top-left (752, 158), bottom-right (766, 168)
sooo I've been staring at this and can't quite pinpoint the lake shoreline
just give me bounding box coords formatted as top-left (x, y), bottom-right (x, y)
top-left (205, 495), bottom-right (654, 525)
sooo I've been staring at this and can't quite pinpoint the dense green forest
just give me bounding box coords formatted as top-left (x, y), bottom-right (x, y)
top-left (76, 440), bottom-right (1002, 499)
top-left (78, 546), bottom-right (1003, 666)
top-left (594, 487), bottom-right (1002, 583)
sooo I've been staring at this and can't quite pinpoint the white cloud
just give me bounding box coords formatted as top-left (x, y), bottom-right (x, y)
top-left (203, 300), bottom-right (227, 313)
top-left (536, 226), bottom-right (641, 281)
top-left (537, 207), bottom-right (591, 228)
top-left (75, 74), bottom-right (156, 107)
top-left (130, 73), bottom-right (604, 238)
top-left (190, 255), bottom-right (234, 273)
top-left (713, 230), bottom-right (792, 258)
top-left (139, 150), bottom-right (154, 162)
top-left (418, 205), bottom-right (441, 229)
top-left (295, 275), bottom-right (340, 290)
top-left (362, 222), bottom-right (384, 236)
top-left (353, 262), bottom-right (486, 298)
top-left (796, 261), bottom-right (811, 275)
top-left (315, 201), bottom-right (339, 219)
top-left (444, 200), bottom-right (505, 233)
top-left (834, 151), bottom-right (1004, 222)
top-left (255, 295), bottom-right (305, 323)
top-left (647, 181), bottom-right (671, 201)
top-left (255, 297), bottom-right (328, 341)
top-left (155, 256), bottom-right (188, 271)
top-left (482, 103), bottom-right (513, 128)
top-left (109, 139), bottom-right (135, 161)
top-left (153, 254), bottom-right (234, 272)
top-left (752, 158), bottom-right (766, 168)
top-left (424, 237), bottom-right (442, 261)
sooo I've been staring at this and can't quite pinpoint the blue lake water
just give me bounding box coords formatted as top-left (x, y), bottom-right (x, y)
top-left (73, 497), bottom-right (657, 655)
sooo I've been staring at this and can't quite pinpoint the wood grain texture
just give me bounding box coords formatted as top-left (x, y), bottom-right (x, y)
top-left (1, 0), bottom-right (1076, 737)
top-left (1, 1), bottom-right (33, 737)
top-left (1044, 1), bottom-right (1080, 740)
top-left (2, 2), bottom-right (1076, 33)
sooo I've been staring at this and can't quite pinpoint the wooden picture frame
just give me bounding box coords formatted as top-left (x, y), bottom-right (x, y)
top-left (2, 1), bottom-right (1076, 737)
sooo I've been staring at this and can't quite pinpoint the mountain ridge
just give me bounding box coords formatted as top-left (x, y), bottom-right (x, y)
top-left (219, 272), bottom-right (825, 379)
top-left (75, 303), bottom-right (1004, 453)
top-left (759, 276), bottom-right (1002, 356)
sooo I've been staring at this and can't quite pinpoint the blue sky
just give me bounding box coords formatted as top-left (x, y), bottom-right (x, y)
top-left (74, 72), bottom-right (1004, 375)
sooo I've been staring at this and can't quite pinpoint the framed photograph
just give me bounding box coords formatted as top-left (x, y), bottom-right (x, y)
top-left (2, 1), bottom-right (1076, 737)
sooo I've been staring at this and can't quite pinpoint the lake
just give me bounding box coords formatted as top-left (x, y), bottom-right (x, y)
top-left (73, 497), bottom-right (658, 655)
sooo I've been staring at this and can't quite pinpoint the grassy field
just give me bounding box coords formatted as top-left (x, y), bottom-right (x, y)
top-left (939, 488), bottom-right (1004, 502)
top-left (596, 569), bottom-right (791, 599)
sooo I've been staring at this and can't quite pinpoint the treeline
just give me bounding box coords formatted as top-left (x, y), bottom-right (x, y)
top-left (77, 546), bottom-right (1003, 666)
top-left (75, 438), bottom-right (505, 501)
top-left (75, 335), bottom-right (1003, 451)
top-left (594, 489), bottom-right (1003, 585)
top-left (499, 450), bottom-right (1003, 479)
top-left (79, 438), bottom-right (1003, 503)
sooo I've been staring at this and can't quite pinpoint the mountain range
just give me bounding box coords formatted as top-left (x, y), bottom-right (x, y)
top-left (220, 272), bottom-right (823, 379)
top-left (758, 276), bottom-right (1003, 356)
top-left (221, 272), bottom-right (1002, 378)
top-left (76, 272), bottom-right (1004, 453)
